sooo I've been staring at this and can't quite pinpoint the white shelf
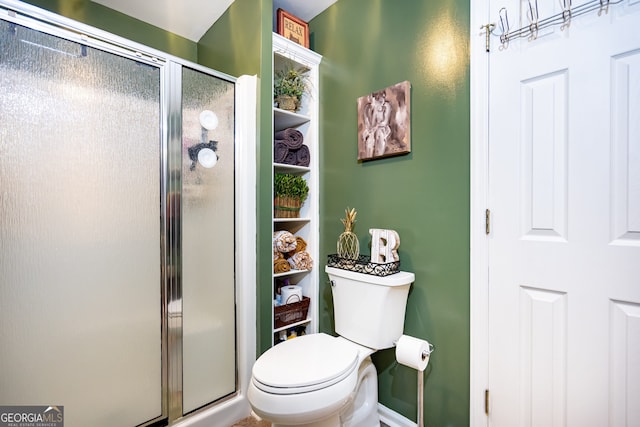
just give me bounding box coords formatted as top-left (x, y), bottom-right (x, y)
top-left (273, 269), bottom-right (311, 279)
top-left (273, 318), bottom-right (311, 334)
top-left (271, 33), bottom-right (321, 345)
top-left (273, 217), bottom-right (311, 223)
top-left (274, 108), bottom-right (310, 130)
top-left (273, 163), bottom-right (311, 174)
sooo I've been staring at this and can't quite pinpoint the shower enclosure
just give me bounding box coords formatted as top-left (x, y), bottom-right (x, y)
top-left (0, 3), bottom-right (256, 426)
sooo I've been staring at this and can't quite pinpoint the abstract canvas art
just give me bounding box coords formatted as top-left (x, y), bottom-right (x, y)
top-left (357, 80), bottom-right (411, 161)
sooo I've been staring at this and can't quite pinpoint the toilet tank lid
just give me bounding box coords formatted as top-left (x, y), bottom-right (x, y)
top-left (325, 266), bottom-right (415, 286)
top-left (252, 333), bottom-right (358, 390)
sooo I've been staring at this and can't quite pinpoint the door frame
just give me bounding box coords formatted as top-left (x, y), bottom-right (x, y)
top-left (469, 0), bottom-right (491, 426)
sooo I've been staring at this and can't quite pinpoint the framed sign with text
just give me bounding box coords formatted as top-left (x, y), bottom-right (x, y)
top-left (277, 9), bottom-right (309, 48)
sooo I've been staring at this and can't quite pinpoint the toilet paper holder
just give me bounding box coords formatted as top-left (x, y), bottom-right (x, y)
top-left (394, 339), bottom-right (435, 360)
top-left (394, 338), bottom-right (434, 427)
top-left (420, 342), bottom-right (435, 360)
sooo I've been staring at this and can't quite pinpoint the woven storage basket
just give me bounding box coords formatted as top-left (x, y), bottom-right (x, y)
top-left (274, 196), bottom-right (302, 218)
top-left (274, 296), bottom-right (310, 328)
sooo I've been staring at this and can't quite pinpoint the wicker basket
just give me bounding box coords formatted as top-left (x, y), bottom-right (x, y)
top-left (274, 296), bottom-right (310, 328)
top-left (274, 196), bottom-right (302, 218)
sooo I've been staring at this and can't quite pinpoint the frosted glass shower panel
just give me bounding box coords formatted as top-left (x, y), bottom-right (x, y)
top-left (0, 22), bottom-right (162, 426)
top-left (181, 67), bottom-right (237, 413)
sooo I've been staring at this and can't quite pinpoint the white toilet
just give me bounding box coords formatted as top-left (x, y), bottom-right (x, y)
top-left (247, 266), bottom-right (415, 427)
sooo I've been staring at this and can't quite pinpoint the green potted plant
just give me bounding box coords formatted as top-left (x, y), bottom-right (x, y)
top-left (274, 66), bottom-right (310, 112)
top-left (274, 173), bottom-right (309, 218)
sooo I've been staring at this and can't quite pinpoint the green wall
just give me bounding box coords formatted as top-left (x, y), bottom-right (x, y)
top-left (197, 0), bottom-right (276, 355)
top-left (197, 0), bottom-right (264, 77)
top-left (310, 1), bottom-right (470, 425)
top-left (20, 0), bottom-right (197, 61)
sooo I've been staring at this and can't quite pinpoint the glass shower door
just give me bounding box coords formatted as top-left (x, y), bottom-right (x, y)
top-left (0, 21), bottom-right (162, 427)
top-left (180, 66), bottom-right (237, 414)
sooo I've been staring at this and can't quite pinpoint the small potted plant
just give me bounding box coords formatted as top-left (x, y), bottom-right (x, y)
top-left (274, 173), bottom-right (309, 218)
top-left (274, 66), bottom-right (310, 112)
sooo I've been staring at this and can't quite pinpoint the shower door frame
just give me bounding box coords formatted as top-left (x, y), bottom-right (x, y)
top-left (0, 2), bottom-right (257, 426)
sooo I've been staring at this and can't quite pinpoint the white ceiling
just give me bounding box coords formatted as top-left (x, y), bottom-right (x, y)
top-left (91, 0), bottom-right (338, 42)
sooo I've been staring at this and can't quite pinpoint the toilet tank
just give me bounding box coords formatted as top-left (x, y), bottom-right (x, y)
top-left (325, 266), bottom-right (414, 350)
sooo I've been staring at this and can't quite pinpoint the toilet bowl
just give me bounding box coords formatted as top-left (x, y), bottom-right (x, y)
top-left (248, 267), bottom-right (415, 427)
top-left (248, 333), bottom-right (367, 426)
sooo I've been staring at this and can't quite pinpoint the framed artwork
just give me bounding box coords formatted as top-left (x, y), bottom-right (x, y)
top-left (357, 80), bottom-right (411, 161)
top-left (277, 9), bottom-right (309, 48)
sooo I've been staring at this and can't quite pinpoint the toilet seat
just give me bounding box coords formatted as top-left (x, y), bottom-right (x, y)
top-left (252, 333), bottom-right (359, 395)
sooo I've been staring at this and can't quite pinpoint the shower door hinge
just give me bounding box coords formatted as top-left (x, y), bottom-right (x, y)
top-left (485, 209), bottom-right (491, 235)
top-left (485, 389), bottom-right (490, 415)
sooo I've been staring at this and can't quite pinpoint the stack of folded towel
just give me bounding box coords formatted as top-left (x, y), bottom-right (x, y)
top-left (274, 128), bottom-right (310, 167)
top-left (273, 230), bottom-right (314, 272)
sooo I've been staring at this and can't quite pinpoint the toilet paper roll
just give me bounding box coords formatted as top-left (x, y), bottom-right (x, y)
top-left (281, 285), bottom-right (303, 305)
top-left (395, 334), bottom-right (433, 372)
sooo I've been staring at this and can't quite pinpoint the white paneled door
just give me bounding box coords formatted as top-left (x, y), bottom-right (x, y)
top-left (486, 1), bottom-right (640, 426)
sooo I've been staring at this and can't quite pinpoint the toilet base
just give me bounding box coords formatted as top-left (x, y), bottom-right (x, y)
top-left (340, 356), bottom-right (380, 427)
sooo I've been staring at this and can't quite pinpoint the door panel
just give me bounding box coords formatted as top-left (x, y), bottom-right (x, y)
top-left (518, 287), bottom-right (567, 426)
top-left (611, 50), bottom-right (640, 245)
top-left (609, 300), bottom-right (640, 426)
top-left (520, 70), bottom-right (568, 241)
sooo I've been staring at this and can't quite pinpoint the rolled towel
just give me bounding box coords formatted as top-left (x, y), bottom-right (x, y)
top-left (274, 140), bottom-right (289, 163)
top-left (293, 236), bottom-right (307, 253)
top-left (295, 144), bottom-right (310, 167)
top-left (274, 248), bottom-right (284, 261)
top-left (274, 257), bottom-right (291, 274)
top-left (283, 150), bottom-right (297, 165)
top-left (275, 128), bottom-right (304, 150)
top-left (287, 251), bottom-right (313, 271)
top-left (273, 230), bottom-right (297, 253)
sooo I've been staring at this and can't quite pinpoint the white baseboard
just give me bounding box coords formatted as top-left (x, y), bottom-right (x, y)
top-left (378, 404), bottom-right (416, 427)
